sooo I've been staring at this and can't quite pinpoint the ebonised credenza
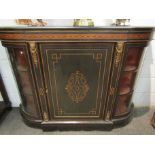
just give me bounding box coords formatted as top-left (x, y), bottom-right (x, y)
top-left (0, 27), bottom-right (152, 130)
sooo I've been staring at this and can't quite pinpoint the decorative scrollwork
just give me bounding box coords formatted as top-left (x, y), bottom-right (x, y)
top-left (57, 108), bottom-right (64, 115)
top-left (39, 88), bottom-right (48, 96)
top-left (65, 70), bottom-right (89, 103)
top-left (93, 53), bottom-right (103, 62)
top-left (51, 54), bottom-right (61, 63)
top-left (29, 42), bottom-right (38, 67)
top-left (106, 111), bottom-right (111, 120)
top-left (89, 108), bottom-right (97, 115)
top-left (115, 42), bottom-right (124, 67)
top-left (43, 112), bottom-right (48, 121)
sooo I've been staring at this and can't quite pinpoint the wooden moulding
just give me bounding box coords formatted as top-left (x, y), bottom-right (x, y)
top-left (0, 33), bottom-right (151, 41)
top-left (0, 28), bottom-right (152, 41)
top-left (19, 103), bottom-right (134, 131)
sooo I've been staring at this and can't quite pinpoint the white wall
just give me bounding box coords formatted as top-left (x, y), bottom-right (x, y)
top-left (0, 42), bottom-right (21, 106)
top-left (0, 19), bottom-right (155, 107)
top-left (132, 36), bottom-right (155, 107)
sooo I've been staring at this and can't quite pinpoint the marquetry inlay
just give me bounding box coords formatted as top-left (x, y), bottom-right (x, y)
top-left (0, 32), bottom-right (151, 40)
top-left (65, 70), bottom-right (89, 103)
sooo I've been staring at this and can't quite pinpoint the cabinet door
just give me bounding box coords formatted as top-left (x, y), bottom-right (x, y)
top-left (114, 42), bottom-right (147, 117)
top-left (3, 43), bottom-right (41, 119)
top-left (40, 43), bottom-right (114, 119)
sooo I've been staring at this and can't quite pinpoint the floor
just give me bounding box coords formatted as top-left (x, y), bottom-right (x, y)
top-left (0, 107), bottom-right (155, 135)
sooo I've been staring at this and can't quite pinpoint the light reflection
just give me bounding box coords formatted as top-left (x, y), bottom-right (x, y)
top-left (20, 51), bottom-right (23, 55)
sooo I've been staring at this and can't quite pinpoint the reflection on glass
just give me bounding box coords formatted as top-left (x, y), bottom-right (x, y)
top-left (119, 72), bottom-right (136, 95)
top-left (14, 49), bottom-right (27, 71)
top-left (13, 48), bottom-right (37, 116)
top-left (14, 49), bottom-right (33, 95)
top-left (115, 46), bottom-right (143, 116)
top-left (115, 94), bottom-right (132, 116)
top-left (24, 95), bottom-right (37, 115)
top-left (18, 72), bottom-right (33, 95)
top-left (124, 47), bottom-right (143, 71)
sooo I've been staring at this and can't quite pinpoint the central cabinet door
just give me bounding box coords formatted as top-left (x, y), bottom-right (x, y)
top-left (39, 42), bottom-right (114, 119)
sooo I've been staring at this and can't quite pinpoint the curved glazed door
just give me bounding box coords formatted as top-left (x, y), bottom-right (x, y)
top-left (114, 42), bottom-right (147, 117)
top-left (2, 42), bottom-right (41, 119)
top-left (40, 42), bottom-right (114, 120)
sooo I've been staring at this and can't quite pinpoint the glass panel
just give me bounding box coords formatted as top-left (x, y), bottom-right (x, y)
top-left (24, 95), bottom-right (37, 115)
top-left (119, 71), bottom-right (136, 95)
top-left (13, 48), bottom-right (38, 117)
top-left (14, 48), bottom-right (33, 96)
top-left (14, 48), bottom-right (27, 71)
top-left (124, 47), bottom-right (143, 71)
top-left (115, 93), bottom-right (132, 116)
top-left (18, 72), bottom-right (33, 95)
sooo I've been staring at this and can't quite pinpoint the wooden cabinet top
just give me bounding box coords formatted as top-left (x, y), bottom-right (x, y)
top-left (0, 27), bottom-right (153, 41)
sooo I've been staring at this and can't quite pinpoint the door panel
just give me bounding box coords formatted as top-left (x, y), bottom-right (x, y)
top-left (7, 45), bottom-right (40, 118)
top-left (40, 43), bottom-right (114, 119)
top-left (114, 42), bottom-right (147, 117)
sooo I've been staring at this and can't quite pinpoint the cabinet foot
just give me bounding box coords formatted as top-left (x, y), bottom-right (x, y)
top-left (20, 104), bottom-right (134, 131)
top-left (112, 104), bottom-right (134, 128)
top-left (20, 105), bottom-right (42, 128)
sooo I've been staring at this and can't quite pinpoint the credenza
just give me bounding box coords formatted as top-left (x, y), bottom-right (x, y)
top-left (0, 27), bottom-right (152, 130)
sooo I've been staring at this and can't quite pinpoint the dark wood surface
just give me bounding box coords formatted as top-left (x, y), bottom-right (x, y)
top-left (0, 27), bottom-right (152, 130)
top-left (40, 42), bottom-right (114, 119)
top-left (0, 74), bottom-right (11, 119)
top-left (0, 27), bottom-right (152, 41)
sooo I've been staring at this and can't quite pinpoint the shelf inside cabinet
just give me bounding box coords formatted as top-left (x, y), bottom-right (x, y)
top-left (124, 66), bottom-right (138, 72)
